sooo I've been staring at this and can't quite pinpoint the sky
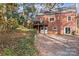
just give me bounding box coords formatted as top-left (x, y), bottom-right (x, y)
top-left (61, 3), bottom-right (79, 13)
top-left (62, 3), bottom-right (74, 7)
top-left (18, 3), bottom-right (79, 13)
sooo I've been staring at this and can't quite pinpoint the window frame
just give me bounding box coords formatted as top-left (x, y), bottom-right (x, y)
top-left (49, 17), bottom-right (55, 22)
top-left (67, 16), bottom-right (72, 22)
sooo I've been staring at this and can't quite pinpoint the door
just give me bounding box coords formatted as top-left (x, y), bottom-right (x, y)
top-left (40, 27), bottom-right (48, 34)
top-left (64, 27), bottom-right (71, 34)
top-left (40, 27), bottom-right (44, 33)
top-left (44, 27), bottom-right (48, 34)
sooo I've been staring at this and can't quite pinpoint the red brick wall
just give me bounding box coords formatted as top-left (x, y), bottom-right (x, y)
top-left (60, 13), bottom-right (77, 34)
top-left (36, 12), bottom-right (77, 34)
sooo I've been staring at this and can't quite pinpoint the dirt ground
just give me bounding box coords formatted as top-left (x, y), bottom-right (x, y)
top-left (0, 32), bottom-right (27, 53)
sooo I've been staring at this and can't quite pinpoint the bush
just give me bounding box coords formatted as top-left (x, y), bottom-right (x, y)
top-left (3, 48), bottom-right (16, 56)
top-left (16, 25), bottom-right (29, 32)
top-left (14, 36), bottom-right (37, 56)
top-left (7, 18), bottom-right (19, 30)
top-left (28, 29), bottom-right (37, 35)
top-left (72, 31), bottom-right (75, 35)
top-left (26, 20), bottom-right (33, 29)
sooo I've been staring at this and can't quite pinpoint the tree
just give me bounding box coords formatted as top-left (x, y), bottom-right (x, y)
top-left (0, 4), bottom-right (7, 32)
top-left (22, 3), bottom-right (36, 19)
top-left (0, 4), bottom-right (19, 32)
top-left (6, 4), bottom-right (19, 19)
top-left (43, 3), bottom-right (57, 11)
top-left (19, 3), bottom-right (36, 26)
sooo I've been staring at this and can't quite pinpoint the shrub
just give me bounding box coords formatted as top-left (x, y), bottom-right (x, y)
top-left (72, 31), bottom-right (75, 35)
top-left (16, 25), bottom-right (29, 32)
top-left (3, 48), bottom-right (16, 56)
top-left (14, 37), bottom-right (37, 56)
top-left (7, 18), bottom-right (19, 30)
top-left (26, 20), bottom-right (33, 29)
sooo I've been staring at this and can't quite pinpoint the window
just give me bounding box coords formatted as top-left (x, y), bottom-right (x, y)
top-left (64, 27), bottom-right (71, 34)
top-left (52, 27), bottom-right (57, 30)
top-left (49, 18), bottom-right (55, 22)
top-left (67, 16), bottom-right (72, 21)
top-left (65, 27), bottom-right (71, 34)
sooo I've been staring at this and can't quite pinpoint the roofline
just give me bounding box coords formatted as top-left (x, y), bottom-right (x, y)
top-left (36, 12), bottom-right (76, 16)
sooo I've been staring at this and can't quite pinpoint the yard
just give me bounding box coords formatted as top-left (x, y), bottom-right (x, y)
top-left (0, 29), bottom-right (38, 56)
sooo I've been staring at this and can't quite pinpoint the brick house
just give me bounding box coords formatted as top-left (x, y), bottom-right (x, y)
top-left (34, 7), bottom-right (77, 35)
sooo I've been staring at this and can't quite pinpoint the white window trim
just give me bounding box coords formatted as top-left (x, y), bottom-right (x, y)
top-left (67, 16), bottom-right (72, 22)
top-left (48, 17), bottom-right (56, 22)
top-left (64, 26), bottom-right (72, 35)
